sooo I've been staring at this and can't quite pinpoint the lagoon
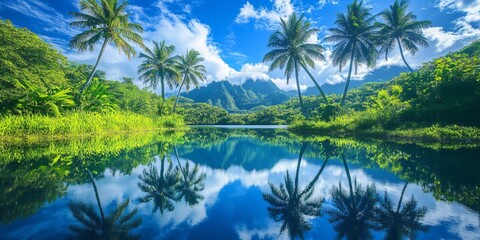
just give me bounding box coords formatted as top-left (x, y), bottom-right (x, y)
top-left (0, 127), bottom-right (479, 239)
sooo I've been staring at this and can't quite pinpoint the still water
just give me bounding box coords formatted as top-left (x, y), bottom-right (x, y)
top-left (0, 127), bottom-right (479, 239)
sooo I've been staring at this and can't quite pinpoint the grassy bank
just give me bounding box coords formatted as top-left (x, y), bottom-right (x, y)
top-left (0, 112), bottom-right (186, 142)
top-left (290, 119), bottom-right (480, 143)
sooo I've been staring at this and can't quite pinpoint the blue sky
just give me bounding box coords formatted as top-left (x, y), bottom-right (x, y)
top-left (1, 0), bottom-right (479, 91)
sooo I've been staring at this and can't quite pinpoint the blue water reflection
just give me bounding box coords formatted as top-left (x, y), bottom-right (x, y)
top-left (0, 127), bottom-right (479, 239)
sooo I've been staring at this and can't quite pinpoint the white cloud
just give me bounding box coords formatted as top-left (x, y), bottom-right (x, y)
top-left (235, 0), bottom-right (294, 30)
top-left (0, 0), bottom-right (79, 46)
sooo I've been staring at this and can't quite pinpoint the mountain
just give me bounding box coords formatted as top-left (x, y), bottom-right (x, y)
top-left (302, 66), bottom-right (408, 96)
top-left (181, 79), bottom-right (290, 112)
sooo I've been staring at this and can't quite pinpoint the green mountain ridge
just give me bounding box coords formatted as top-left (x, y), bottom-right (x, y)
top-left (181, 79), bottom-right (290, 112)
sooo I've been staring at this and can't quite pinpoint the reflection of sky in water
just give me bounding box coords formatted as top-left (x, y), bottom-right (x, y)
top-left (1, 139), bottom-right (479, 239)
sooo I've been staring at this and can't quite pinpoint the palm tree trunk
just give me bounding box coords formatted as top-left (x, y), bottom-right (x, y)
top-left (80, 38), bottom-right (109, 95)
top-left (174, 146), bottom-right (187, 180)
top-left (341, 48), bottom-right (356, 106)
top-left (86, 170), bottom-right (106, 223)
top-left (300, 62), bottom-right (329, 104)
top-left (173, 76), bottom-right (186, 113)
top-left (294, 62), bottom-right (307, 117)
top-left (161, 75), bottom-right (165, 100)
top-left (396, 182), bottom-right (408, 213)
top-left (301, 157), bottom-right (329, 196)
top-left (397, 37), bottom-right (413, 72)
top-left (294, 142), bottom-right (308, 195)
top-left (341, 154), bottom-right (355, 207)
top-left (160, 155), bottom-right (166, 179)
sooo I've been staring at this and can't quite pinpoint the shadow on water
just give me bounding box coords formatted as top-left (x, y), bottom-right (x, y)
top-left (0, 127), bottom-right (478, 239)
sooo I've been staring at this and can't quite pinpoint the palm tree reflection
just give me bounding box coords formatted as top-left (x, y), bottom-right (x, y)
top-left (326, 154), bottom-right (378, 240)
top-left (174, 146), bottom-right (207, 206)
top-left (68, 199), bottom-right (142, 240)
top-left (262, 142), bottom-right (328, 239)
top-left (138, 155), bottom-right (181, 213)
top-left (69, 168), bottom-right (142, 239)
top-left (375, 182), bottom-right (428, 239)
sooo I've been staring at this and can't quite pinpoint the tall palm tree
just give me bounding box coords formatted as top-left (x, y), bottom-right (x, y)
top-left (325, 0), bottom-right (378, 105)
top-left (174, 146), bottom-right (206, 206)
top-left (375, 182), bottom-right (428, 239)
top-left (138, 41), bottom-right (180, 100)
top-left (263, 13), bottom-right (328, 117)
top-left (70, 0), bottom-right (144, 94)
top-left (325, 154), bottom-right (378, 239)
top-left (137, 156), bottom-right (181, 214)
top-left (376, 0), bottom-right (431, 72)
top-left (262, 142), bottom-right (326, 239)
top-left (173, 49), bottom-right (207, 112)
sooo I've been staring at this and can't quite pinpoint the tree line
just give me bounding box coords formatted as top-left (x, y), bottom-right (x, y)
top-left (264, 0), bottom-right (431, 117)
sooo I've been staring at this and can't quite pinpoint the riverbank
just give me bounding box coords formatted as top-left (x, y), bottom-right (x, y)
top-left (289, 120), bottom-right (480, 143)
top-left (0, 112), bottom-right (187, 143)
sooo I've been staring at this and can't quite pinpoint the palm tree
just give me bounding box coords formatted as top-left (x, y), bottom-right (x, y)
top-left (325, 154), bottom-right (378, 239)
top-left (376, 0), bottom-right (431, 72)
top-left (174, 146), bottom-right (206, 205)
top-left (262, 142), bottom-right (326, 239)
top-left (173, 49), bottom-right (207, 112)
top-left (325, 0), bottom-right (378, 105)
top-left (68, 199), bottom-right (142, 240)
top-left (137, 155), bottom-right (181, 214)
top-left (263, 13), bottom-right (328, 117)
top-left (70, 0), bottom-right (144, 94)
top-left (69, 169), bottom-right (142, 239)
top-left (375, 182), bottom-right (428, 239)
top-left (138, 41), bottom-right (180, 100)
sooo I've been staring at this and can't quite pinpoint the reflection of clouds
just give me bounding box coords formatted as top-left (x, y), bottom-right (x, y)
top-left (67, 157), bottom-right (479, 239)
top-left (235, 221), bottom-right (285, 240)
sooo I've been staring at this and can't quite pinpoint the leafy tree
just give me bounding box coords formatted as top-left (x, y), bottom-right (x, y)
top-left (325, 0), bottom-right (378, 105)
top-left (263, 13), bottom-right (328, 117)
top-left (376, 0), bottom-right (431, 72)
top-left (173, 50), bottom-right (207, 112)
top-left (70, 0), bottom-right (144, 94)
top-left (138, 41), bottom-right (179, 100)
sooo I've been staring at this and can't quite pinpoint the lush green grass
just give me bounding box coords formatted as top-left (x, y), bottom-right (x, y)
top-left (0, 112), bottom-right (186, 142)
top-left (290, 119), bottom-right (480, 143)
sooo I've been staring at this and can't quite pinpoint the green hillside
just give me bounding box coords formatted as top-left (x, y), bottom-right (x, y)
top-left (181, 79), bottom-right (290, 112)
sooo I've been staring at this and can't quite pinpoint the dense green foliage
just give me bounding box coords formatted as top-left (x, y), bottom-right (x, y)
top-left (0, 20), bottom-right (69, 112)
top-left (0, 20), bottom-right (186, 137)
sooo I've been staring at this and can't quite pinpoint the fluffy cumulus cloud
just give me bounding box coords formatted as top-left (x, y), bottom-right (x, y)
top-left (235, 0), bottom-right (294, 30)
top-left (423, 0), bottom-right (480, 53)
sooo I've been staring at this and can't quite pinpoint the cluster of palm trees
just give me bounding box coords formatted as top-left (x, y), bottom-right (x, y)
top-left (69, 0), bottom-right (430, 116)
top-left (263, 141), bottom-right (428, 239)
top-left (137, 143), bottom-right (207, 214)
top-left (264, 0), bottom-right (431, 113)
top-left (69, 0), bottom-right (207, 112)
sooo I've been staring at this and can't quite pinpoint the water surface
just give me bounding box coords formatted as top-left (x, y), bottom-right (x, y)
top-left (0, 127), bottom-right (479, 239)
